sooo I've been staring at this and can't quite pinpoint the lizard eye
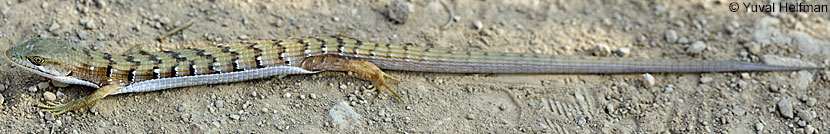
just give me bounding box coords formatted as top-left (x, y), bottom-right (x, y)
top-left (30, 57), bottom-right (46, 66)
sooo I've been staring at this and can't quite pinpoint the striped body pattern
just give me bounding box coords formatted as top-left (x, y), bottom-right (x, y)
top-left (8, 36), bottom-right (820, 92)
top-left (6, 36), bottom-right (821, 115)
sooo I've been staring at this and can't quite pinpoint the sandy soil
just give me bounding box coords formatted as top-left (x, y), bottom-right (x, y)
top-left (0, 0), bottom-right (827, 133)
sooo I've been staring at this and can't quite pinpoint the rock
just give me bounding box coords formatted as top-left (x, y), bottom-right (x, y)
top-left (732, 108), bottom-right (746, 116)
top-left (37, 82), bottom-right (50, 90)
top-left (797, 110), bottom-right (814, 122)
top-left (642, 73), bottom-right (656, 86)
top-left (159, 17), bottom-right (171, 25)
top-left (805, 98), bottom-right (816, 107)
top-left (385, 0), bottom-right (414, 24)
top-left (0, 94), bottom-right (4, 105)
top-left (238, 35), bottom-right (250, 40)
top-left (778, 98), bottom-right (794, 119)
top-left (48, 22), bottom-right (61, 33)
top-left (615, 47), bottom-right (631, 57)
top-left (51, 80), bottom-right (69, 88)
top-left (473, 20), bottom-right (483, 30)
top-left (329, 101), bottom-right (361, 129)
top-left (686, 41), bottom-right (707, 54)
top-left (678, 37), bottom-right (690, 44)
top-left (665, 30), bottom-right (678, 43)
top-left (700, 77), bottom-right (713, 83)
top-left (741, 73), bottom-right (751, 79)
top-left (755, 122), bottom-right (764, 131)
top-left (0, 84), bottom-right (6, 92)
top-left (229, 114), bottom-right (240, 120)
top-left (28, 86), bottom-right (38, 92)
top-left (214, 100), bottom-right (224, 108)
top-left (591, 44), bottom-right (612, 56)
top-left (43, 92), bottom-right (57, 101)
top-left (466, 114), bottom-right (476, 120)
top-left (769, 84), bottom-right (781, 93)
top-left (805, 125), bottom-right (816, 134)
top-left (83, 19), bottom-right (96, 30)
top-left (793, 71), bottom-right (813, 90)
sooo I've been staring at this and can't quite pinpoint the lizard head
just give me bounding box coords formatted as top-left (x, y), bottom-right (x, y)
top-left (5, 38), bottom-right (97, 87)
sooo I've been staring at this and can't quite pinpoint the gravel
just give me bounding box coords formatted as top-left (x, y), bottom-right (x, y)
top-left (778, 98), bottom-right (794, 119)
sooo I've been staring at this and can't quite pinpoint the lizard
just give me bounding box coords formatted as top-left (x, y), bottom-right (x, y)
top-left (4, 36), bottom-right (823, 115)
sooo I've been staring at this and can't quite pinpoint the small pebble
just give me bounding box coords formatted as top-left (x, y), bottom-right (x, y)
top-left (805, 125), bottom-right (815, 134)
top-left (642, 73), bottom-right (656, 86)
top-left (473, 20), bottom-right (483, 30)
top-left (805, 98), bottom-right (816, 107)
top-left (339, 84), bottom-right (347, 89)
top-left (769, 85), bottom-right (781, 93)
top-left (37, 82), bottom-right (50, 90)
top-left (84, 20), bottom-right (96, 30)
top-left (665, 30), bottom-right (678, 43)
top-left (214, 100), bottom-right (224, 108)
top-left (229, 114), bottom-right (240, 120)
top-left (309, 93), bottom-right (317, 99)
top-left (0, 84), bottom-right (6, 92)
top-left (677, 37), bottom-right (690, 44)
top-left (48, 22), bottom-right (61, 32)
top-left (385, 0), bottom-right (414, 24)
top-left (740, 73), bottom-right (751, 79)
top-left (51, 80), bottom-right (69, 88)
top-left (43, 92), bottom-right (57, 101)
top-left (778, 98), bottom-right (794, 119)
top-left (686, 41), bottom-right (707, 54)
top-left (238, 35), bottom-right (250, 40)
top-left (251, 91), bottom-right (257, 97)
top-left (755, 122), bottom-right (764, 131)
top-left (0, 94), bottom-right (4, 105)
top-left (283, 93), bottom-right (292, 98)
top-left (700, 77), bottom-right (713, 83)
top-left (615, 47), bottom-right (631, 57)
top-left (797, 110), bottom-right (814, 122)
top-left (332, 16), bottom-right (340, 22)
top-left (159, 17), bottom-right (171, 25)
top-left (466, 114), bottom-right (476, 120)
top-left (591, 44), bottom-right (612, 56)
top-left (28, 86), bottom-right (38, 92)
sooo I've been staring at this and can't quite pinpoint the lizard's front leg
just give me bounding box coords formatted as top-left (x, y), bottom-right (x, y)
top-left (39, 84), bottom-right (123, 115)
top-left (300, 56), bottom-right (401, 101)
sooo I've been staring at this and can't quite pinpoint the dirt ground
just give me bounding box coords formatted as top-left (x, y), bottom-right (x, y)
top-left (0, 0), bottom-right (828, 133)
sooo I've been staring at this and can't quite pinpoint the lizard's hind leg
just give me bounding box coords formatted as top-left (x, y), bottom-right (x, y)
top-left (300, 56), bottom-right (402, 101)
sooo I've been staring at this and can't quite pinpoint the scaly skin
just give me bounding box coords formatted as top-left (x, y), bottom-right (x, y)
top-left (5, 36), bottom-right (822, 115)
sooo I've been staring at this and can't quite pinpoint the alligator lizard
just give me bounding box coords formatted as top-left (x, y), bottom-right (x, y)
top-left (4, 36), bottom-right (822, 115)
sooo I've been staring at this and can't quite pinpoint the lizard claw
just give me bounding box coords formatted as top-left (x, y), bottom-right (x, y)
top-left (38, 102), bottom-right (69, 115)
